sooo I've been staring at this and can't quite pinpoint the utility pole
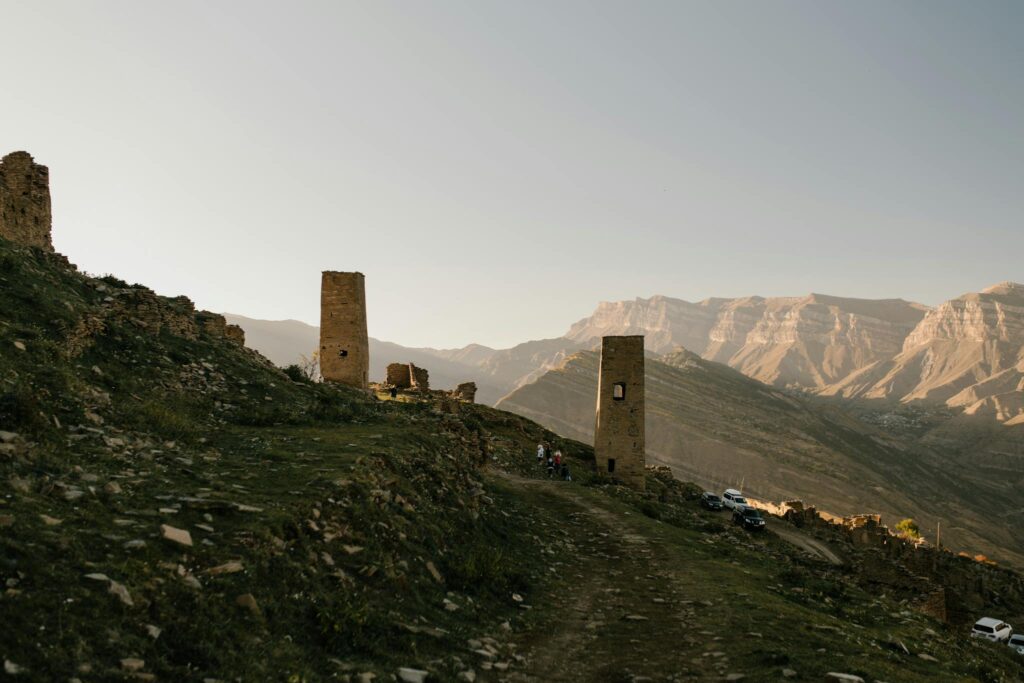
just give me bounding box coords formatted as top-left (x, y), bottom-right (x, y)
top-left (936, 521), bottom-right (941, 550)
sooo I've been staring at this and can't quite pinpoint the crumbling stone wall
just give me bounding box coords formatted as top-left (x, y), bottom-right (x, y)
top-left (452, 382), bottom-right (477, 403)
top-left (319, 271), bottom-right (369, 389)
top-left (410, 364), bottom-right (429, 390)
top-left (594, 335), bottom-right (645, 490)
top-left (385, 362), bottom-right (430, 391)
top-left (225, 324), bottom-right (245, 345)
top-left (0, 151), bottom-right (52, 250)
top-left (387, 363), bottom-right (412, 388)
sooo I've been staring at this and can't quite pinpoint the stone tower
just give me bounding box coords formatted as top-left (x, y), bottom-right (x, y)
top-left (0, 151), bottom-right (52, 250)
top-left (319, 271), bottom-right (369, 389)
top-left (594, 335), bottom-right (645, 490)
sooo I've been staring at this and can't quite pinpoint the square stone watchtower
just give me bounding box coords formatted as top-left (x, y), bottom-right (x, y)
top-left (0, 151), bottom-right (52, 251)
top-left (594, 335), bottom-right (645, 490)
top-left (319, 271), bottom-right (369, 390)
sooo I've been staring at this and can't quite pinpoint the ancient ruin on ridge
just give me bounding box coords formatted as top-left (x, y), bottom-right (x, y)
top-left (594, 335), bottom-right (646, 489)
top-left (0, 151), bottom-right (53, 251)
top-left (319, 271), bottom-right (369, 389)
top-left (386, 362), bottom-right (430, 391)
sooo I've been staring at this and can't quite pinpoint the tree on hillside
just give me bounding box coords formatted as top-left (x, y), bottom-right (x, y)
top-left (894, 518), bottom-right (921, 541)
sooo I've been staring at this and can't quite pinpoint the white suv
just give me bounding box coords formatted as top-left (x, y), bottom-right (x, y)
top-left (1008, 633), bottom-right (1024, 654)
top-left (971, 617), bottom-right (1013, 643)
top-left (722, 489), bottom-right (748, 511)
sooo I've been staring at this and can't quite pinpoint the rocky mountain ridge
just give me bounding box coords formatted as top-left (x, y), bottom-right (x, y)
top-left (231, 282), bottom-right (1024, 423)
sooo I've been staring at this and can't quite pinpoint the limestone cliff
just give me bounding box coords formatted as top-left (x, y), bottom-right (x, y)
top-left (565, 293), bottom-right (927, 390)
top-left (821, 282), bottom-right (1024, 422)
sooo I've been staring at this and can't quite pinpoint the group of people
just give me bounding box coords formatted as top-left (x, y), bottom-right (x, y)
top-left (536, 443), bottom-right (571, 481)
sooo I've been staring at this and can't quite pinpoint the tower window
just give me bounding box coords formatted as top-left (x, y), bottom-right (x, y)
top-left (607, 458), bottom-right (616, 473)
top-left (339, 349), bottom-right (348, 358)
top-left (612, 382), bottom-right (626, 401)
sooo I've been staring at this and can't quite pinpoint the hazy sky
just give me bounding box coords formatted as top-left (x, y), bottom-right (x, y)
top-left (2, 1), bottom-right (1021, 348)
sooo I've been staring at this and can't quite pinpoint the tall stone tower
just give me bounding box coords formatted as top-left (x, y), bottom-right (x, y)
top-left (319, 271), bottom-right (369, 390)
top-left (0, 151), bottom-right (52, 251)
top-left (594, 335), bottom-right (645, 490)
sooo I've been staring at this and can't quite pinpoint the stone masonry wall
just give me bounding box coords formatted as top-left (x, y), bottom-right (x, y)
top-left (319, 271), bottom-right (369, 389)
top-left (410, 364), bottom-right (429, 390)
top-left (0, 151), bottom-right (52, 250)
top-left (452, 382), bottom-right (477, 403)
top-left (594, 335), bottom-right (645, 490)
top-left (387, 363), bottom-right (412, 388)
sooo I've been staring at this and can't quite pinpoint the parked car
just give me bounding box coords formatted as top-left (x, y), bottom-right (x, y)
top-left (700, 492), bottom-right (723, 510)
top-left (1008, 633), bottom-right (1024, 654)
top-left (733, 506), bottom-right (766, 531)
top-left (971, 617), bottom-right (1013, 643)
top-left (722, 489), bottom-right (748, 511)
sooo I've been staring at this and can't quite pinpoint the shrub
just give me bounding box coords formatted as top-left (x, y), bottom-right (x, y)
top-left (894, 518), bottom-right (921, 540)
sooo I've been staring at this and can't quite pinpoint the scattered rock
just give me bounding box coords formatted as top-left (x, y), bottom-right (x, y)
top-left (40, 514), bottom-right (62, 526)
top-left (103, 481), bottom-right (122, 495)
top-left (456, 671), bottom-right (476, 682)
top-left (236, 593), bottom-right (260, 615)
top-left (4, 659), bottom-right (24, 675)
top-left (120, 658), bottom-right (145, 672)
top-left (918, 653), bottom-right (938, 662)
top-left (426, 561), bottom-right (443, 583)
top-left (205, 561), bottom-right (244, 576)
top-left (782, 669), bottom-right (797, 678)
top-left (161, 524), bottom-right (193, 547)
top-left (824, 674), bottom-right (864, 683)
top-left (109, 580), bottom-right (134, 606)
top-left (623, 614), bottom-right (649, 621)
top-left (145, 624), bottom-right (162, 640)
top-left (13, 341), bottom-right (26, 351)
top-left (397, 667), bottom-right (429, 683)
top-left (0, 431), bottom-right (18, 443)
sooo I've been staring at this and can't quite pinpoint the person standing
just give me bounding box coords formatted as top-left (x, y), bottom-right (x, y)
top-left (554, 449), bottom-right (562, 469)
top-left (536, 443), bottom-right (545, 464)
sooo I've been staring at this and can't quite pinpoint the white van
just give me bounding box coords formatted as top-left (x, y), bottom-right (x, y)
top-left (722, 489), bottom-right (748, 511)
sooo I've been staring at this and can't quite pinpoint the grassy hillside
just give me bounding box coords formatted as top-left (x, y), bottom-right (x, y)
top-left (3, 237), bottom-right (1024, 682)
top-left (497, 349), bottom-right (1024, 567)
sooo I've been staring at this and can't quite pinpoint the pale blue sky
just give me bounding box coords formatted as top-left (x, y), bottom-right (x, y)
top-left (1, 1), bottom-right (1021, 348)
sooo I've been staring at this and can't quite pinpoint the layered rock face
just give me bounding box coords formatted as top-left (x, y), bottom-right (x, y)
top-left (0, 151), bottom-right (52, 250)
top-left (824, 282), bottom-right (1024, 422)
top-left (566, 293), bottom-right (927, 389)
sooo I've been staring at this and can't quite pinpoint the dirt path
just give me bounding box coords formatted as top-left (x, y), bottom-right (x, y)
top-left (488, 470), bottom-right (739, 682)
top-left (769, 523), bottom-right (844, 566)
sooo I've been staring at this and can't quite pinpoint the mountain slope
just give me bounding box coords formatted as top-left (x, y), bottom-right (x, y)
top-left (497, 349), bottom-right (1024, 566)
top-left (820, 282), bottom-right (1024, 423)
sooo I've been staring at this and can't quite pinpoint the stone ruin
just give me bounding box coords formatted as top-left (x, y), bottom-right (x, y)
top-left (195, 311), bottom-right (246, 346)
top-left (451, 382), bottom-right (477, 403)
top-left (594, 335), bottom-right (646, 490)
top-left (0, 151), bottom-right (53, 250)
top-left (319, 271), bottom-right (369, 390)
top-left (386, 362), bottom-right (430, 391)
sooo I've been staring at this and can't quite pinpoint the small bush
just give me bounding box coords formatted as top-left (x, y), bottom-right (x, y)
top-left (894, 518), bottom-right (921, 540)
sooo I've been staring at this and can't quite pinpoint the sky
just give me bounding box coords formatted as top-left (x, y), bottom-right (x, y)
top-left (1, 1), bottom-right (1022, 349)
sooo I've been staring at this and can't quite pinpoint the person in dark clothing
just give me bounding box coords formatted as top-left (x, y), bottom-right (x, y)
top-left (561, 464), bottom-right (571, 481)
top-left (389, 386), bottom-right (398, 399)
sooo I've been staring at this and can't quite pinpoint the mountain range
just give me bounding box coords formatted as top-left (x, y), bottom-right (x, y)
top-left (228, 281), bottom-right (1024, 424)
